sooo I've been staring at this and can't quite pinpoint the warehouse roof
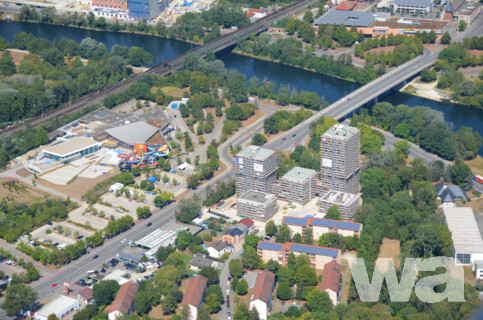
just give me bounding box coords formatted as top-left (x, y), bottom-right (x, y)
top-left (105, 121), bottom-right (159, 146)
top-left (282, 166), bottom-right (316, 183)
top-left (442, 207), bottom-right (483, 255)
top-left (237, 145), bottom-right (275, 161)
top-left (43, 137), bottom-right (99, 157)
top-left (315, 10), bottom-right (375, 27)
top-left (134, 228), bottom-right (178, 249)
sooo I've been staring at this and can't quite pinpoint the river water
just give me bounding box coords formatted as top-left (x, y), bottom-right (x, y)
top-left (1, 20), bottom-right (482, 154)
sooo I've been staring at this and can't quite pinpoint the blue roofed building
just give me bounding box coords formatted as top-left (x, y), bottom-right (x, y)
top-left (257, 240), bottom-right (341, 270)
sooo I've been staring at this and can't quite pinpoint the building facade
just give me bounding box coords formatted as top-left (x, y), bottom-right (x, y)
top-left (257, 241), bottom-right (341, 270)
top-left (237, 190), bottom-right (278, 221)
top-left (391, 0), bottom-right (433, 14)
top-left (320, 124), bottom-right (360, 195)
top-left (319, 261), bottom-right (341, 306)
top-left (282, 216), bottom-right (363, 239)
top-left (127, 0), bottom-right (162, 19)
top-left (181, 275), bottom-right (208, 320)
top-left (250, 271), bottom-right (276, 320)
top-left (453, 1), bottom-right (480, 27)
top-left (92, 0), bottom-right (129, 19)
top-left (235, 146), bottom-right (277, 196)
top-left (319, 191), bottom-right (360, 221)
top-left (272, 166), bottom-right (317, 206)
top-left (43, 137), bottom-right (100, 164)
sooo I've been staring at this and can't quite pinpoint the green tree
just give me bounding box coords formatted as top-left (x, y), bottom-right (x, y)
top-left (441, 32), bottom-right (451, 44)
top-left (276, 225), bottom-right (291, 243)
top-left (242, 247), bottom-right (261, 270)
top-left (277, 281), bottom-right (291, 300)
top-left (235, 279), bottom-right (248, 295)
top-left (459, 20), bottom-right (467, 31)
top-left (0, 50), bottom-right (16, 76)
top-left (180, 304), bottom-right (191, 320)
top-left (205, 293), bottom-right (221, 313)
top-left (295, 265), bottom-right (318, 286)
top-left (450, 160), bottom-right (473, 190)
top-left (306, 288), bottom-right (333, 313)
top-left (325, 205), bottom-right (341, 220)
top-left (200, 266), bottom-right (218, 285)
top-left (92, 280), bottom-right (120, 306)
top-left (136, 206), bottom-right (151, 219)
top-left (176, 198), bottom-right (201, 223)
top-left (251, 134), bottom-right (267, 146)
top-left (134, 290), bottom-right (152, 315)
top-left (197, 304), bottom-right (210, 320)
top-left (1, 283), bottom-right (37, 317)
top-left (229, 258), bottom-right (244, 278)
top-left (303, 10), bottom-right (314, 23)
top-left (265, 220), bottom-right (277, 237)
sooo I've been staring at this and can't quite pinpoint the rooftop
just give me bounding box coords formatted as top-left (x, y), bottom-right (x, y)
top-left (257, 241), bottom-right (340, 258)
top-left (35, 295), bottom-right (79, 317)
top-left (282, 216), bottom-right (362, 232)
top-left (78, 287), bottom-right (94, 301)
top-left (323, 124), bottom-right (359, 139)
top-left (105, 121), bottom-right (159, 146)
top-left (314, 10), bottom-right (375, 27)
top-left (43, 137), bottom-right (99, 157)
top-left (321, 191), bottom-right (359, 206)
top-left (106, 281), bottom-right (139, 314)
top-left (239, 191), bottom-right (276, 204)
top-left (238, 218), bottom-right (255, 228)
top-left (134, 228), bottom-right (180, 249)
top-left (319, 261), bottom-right (341, 292)
top-left (208, 240), bottom-right (231, 252)
top-left (181, 275), bottom-right (208, 308)
top-left (251, 271), bottom-right (275, 304)
top-left (282, 166), bottom-right (317, 183)
top-left (190, 253), bottom-right (216, 269)
top-left (455, 1), bottom-right (480, 15)
top-left (393, 0), bottom-right (432, 7)
top-left (236, 145), bottom-right (275, 161)
top-left (226, 227), bottom-right (244, 237)
top-left (442, 207), bottom-right (483, 254)
top-left (336, 1), bottom-right (356, 11)
top-left (372, 17), bottom-right (449, 30)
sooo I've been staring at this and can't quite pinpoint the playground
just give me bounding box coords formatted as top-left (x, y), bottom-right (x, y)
top-left (118, 143), bottom-right (169, 170)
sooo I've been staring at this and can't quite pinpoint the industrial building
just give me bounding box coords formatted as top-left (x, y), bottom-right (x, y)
top-left (282, 216), bottom-right (363, 238)
top-left (319, 191), bottom-right (360, 221)
top-left (235, 146), bottom-right (277, 196)
top-left (257, 241), bottom-right (341, 270)
top-left (42, 137), bottom-right (100, 163)
top-left (34, 295), bottom-right (80, 320)
top-left (314, 9), bottom-right (375, 27)
top-left (237, 190), bottom-right (278, 221)
top-left (320, 124), bottom-right (360, 195)
top-left (391, 0), bottom-right (433, 14)
top-left (272, 166), bottom-right (317, 206)
top-left (442, 207), bottom-right (483, 266)
top-left (250, 271), bottom-right (276, 320)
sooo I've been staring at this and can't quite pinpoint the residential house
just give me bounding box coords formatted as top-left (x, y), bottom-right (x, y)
top-left (223, 218), bottom-right (254, 244)
top-left (206, 241), bottom-right (233, 259)
top-left (250, 271), bottom-right (276, 320)
top-left (106, 281), bottom-right (139, 320)
top-left (77, 287), bottom-right (94, 304)
top-left (319, 261), bottom-right (341, 306)
top-left (181, 275), bottom-right (208, 320)
top-left (436, 181), bottom-right (468, 206)
top-left (189, 253), bottom-right (219, 272)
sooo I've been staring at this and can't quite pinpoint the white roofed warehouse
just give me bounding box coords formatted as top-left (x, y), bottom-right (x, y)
top-left (34, 295), bottom-right (80, 320)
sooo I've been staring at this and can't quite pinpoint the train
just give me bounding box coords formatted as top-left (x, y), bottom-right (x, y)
top-left (475, 175), bottom-right (483, 185)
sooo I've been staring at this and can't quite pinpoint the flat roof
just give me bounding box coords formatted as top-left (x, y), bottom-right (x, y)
top-left (236, 145), bottom-right (275, 161)
top-left (455, 1), bottom-right (480, 15)
top-left (43, 137), bottom-right (99, 157)
top-left (135, 228), bottom-right (179, 249)
top-left (393, 0), bottom-right (432, 7)
top-left (442, 207), bottom-right (483, 255)
top-left (282, 166), bottom-right (317, 183)
top-left (315, 10), bottom-right (375, 27)
top-left (36, 295), bottom-right (79, 317)
top-left (105, 121), bottom-right (159, 146)
top-left (372, 18), bottom-right (449, 30)
top-left (239, 190), bottom-right (275, 204)
top-left (323, 124), bottom-right (359, 140)
top-left (321, 191), bottom-right (359, 206)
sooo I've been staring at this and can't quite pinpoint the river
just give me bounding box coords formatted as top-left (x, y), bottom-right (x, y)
top-left (1, 20), bottom-right (482, 155)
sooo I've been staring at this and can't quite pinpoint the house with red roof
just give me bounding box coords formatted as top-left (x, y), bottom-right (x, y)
top-left (246, 8), bottom-right (266, 21)
top-left (250, 271), bottom-right (275, 320)
top-left (319, 260), bottom-right (341, 306)
top-left (106, 281), bottom-right (139, 320)
top-left (181, 275), bottom-right (208, 320)
top-left (336, 1), bottom-right (356, 11)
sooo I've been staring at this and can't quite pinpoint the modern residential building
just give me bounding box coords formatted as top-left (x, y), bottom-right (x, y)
top-left (250, 271), bottom-right (276, 320)
top-left (78, 287), bottom-right (94, 304)
top-left (127, 0), bottom-right (162, 19)
top-left (106, 281), bottom-right (139, 320)
top-left (319, 191), bottom-right (360, 221)
top-left (257, 241), bottom-right (341, 270)
top-left (314, 9), bottom-right (375, 27)
top-left (235, 146), bottom-right (277, 196)
top-left (453, 1), bottom-right (481, 27)
top-left (442, 207), bottom-right (483, 266)
top-left (206, 241), bottom-right (233, 259)
top-left (320, 124), bottom-right (360, 195)
top-left (282, 216), bottom-right (363, 238)
top-left (391, 0), bottom-right (433, 14)
top-left (42, 137), bottom-right (100, 163)
top-left (34, 295), bottom-right (80, 320)
top-left (237, 190), bottom-right (278, 221)
top-left (181, 275), bottom-right (208, 320)
top-left (319, 261), bottom-right (341, 306)
top-left (272, 166), bottom-right (317, 206)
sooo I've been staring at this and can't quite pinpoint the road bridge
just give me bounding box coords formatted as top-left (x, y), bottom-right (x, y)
top-left (1, 0), bottom-right (319, 135)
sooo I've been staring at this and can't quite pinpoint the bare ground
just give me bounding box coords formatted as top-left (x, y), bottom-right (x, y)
top-left (378, 238), bottom-right (401, 270)
top-left (0, 177), bottom-right (57, 204)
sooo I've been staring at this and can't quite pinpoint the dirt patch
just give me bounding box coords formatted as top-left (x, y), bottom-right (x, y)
top-left (16, 168), bottom-right (33, 178)
top-left (36, 167), bottom-right (121, 200)
top-left (466, 156), bottom-right (483, 175)
top-left (0, 49), bottom-right (30, 64)
top-left (241, 109), bottom-right (265, 128)
top-left (464, 266), bottom-right (476, 286)
top-left (378, 238), bottom-right (401, 270)
top-left (467, 50), bottom-right (482, 58)
top-left (159, 86), bottom-right (189, 98)
top-left (0, 177), bottom-right (56, 203)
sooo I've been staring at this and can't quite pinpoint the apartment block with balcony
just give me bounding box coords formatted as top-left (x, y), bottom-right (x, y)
top-left (320, 124), bottom-right (360, 195)
top-left (235, 146), bottom-right (277, 197)
top-left (281, 216), bottom-right (363, 239)
top-left (237, 191), bottom-right (278, 221)
top-left (319, 191), bottom-right (360, 221)
top-left (272, 166), bottom-right (317, 206)
top-left (257, 241), bottom-right (341, 270)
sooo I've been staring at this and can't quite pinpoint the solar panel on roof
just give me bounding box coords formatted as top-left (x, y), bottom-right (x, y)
top-left (290, 244), bottom-right (314, 254)
top-left (336, 222), bottom-right (359, 231)
top-left (283, 217), bottom-right (307, 225)
top-left (258, 241), bottom-right (283, 251)
top-left (314, 247), bottom-right (338, 257)
top-left (311, 219), bottom-right (336, 227)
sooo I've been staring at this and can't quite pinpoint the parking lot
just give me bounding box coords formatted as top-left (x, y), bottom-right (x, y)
top-left (0, 259), bottom-right (23, 277)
